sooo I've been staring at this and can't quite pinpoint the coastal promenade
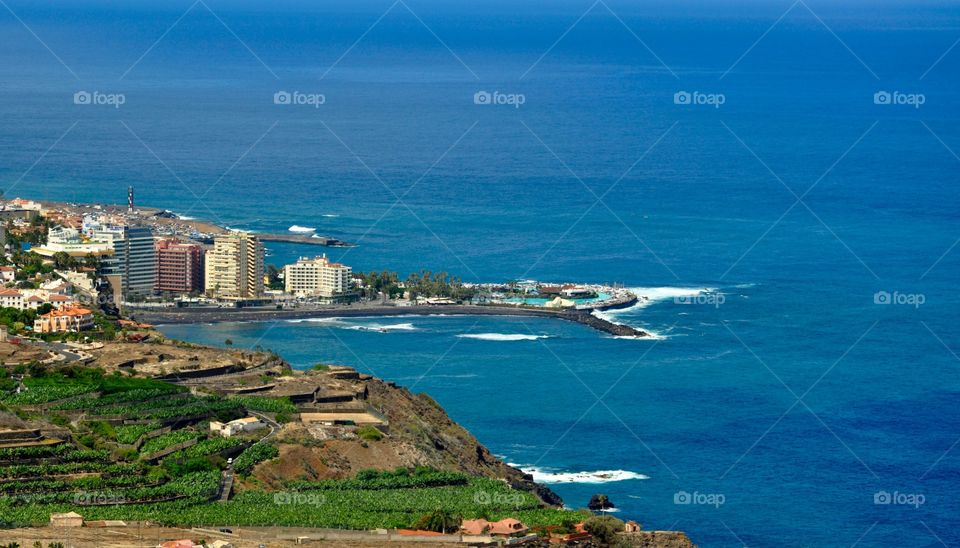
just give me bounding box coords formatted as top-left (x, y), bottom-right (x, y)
top-left (129, 303), bottom-right (650, 338)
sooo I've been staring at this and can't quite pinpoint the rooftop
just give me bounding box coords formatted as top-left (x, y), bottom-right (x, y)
top-left (42, 305), bottom-right (93, 318)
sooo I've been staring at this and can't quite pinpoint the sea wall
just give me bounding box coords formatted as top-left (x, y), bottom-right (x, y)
top-left (131, 303), bottom-right (650, 338)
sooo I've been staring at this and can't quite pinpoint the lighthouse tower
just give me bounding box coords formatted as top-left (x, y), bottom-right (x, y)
top-left (127, 186), bottom-right (134, 213)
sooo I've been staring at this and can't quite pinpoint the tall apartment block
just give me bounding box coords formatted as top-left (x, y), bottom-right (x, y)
top-left (204, 232), bottom-right (264, 299)
top-left (94, 225), bottom-right (157, 298)
top-left (155, 238), bottom-right (205, 294)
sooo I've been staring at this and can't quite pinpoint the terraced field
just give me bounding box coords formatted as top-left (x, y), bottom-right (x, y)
top-left (1, 365), bottom-right (578, 533)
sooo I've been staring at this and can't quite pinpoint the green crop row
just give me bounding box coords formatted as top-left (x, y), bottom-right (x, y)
top-left (114, 424), bottom-right (161, 445)
top-left (0, 473), bottom-right (165, 495)
top-left (139, 431), bottom-right (204, 456)
top-left (230, 396), bottom-right (297, 414)
top-left (0, 477), bottom-right (577, 531)
top-left (1, 380), bottom-right (97, 405)
top-left (52, 388), bottom-right (180, 411)
top-left (167, 437), bottom-right (244, 460)
top-left (285, 469), bottom-right (470, 491)
top-left (232, 442), bottom-right (279, 475)
top-left (0, 462), bottom-right (146, 480)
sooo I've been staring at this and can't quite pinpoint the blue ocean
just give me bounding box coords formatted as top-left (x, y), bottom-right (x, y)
top-left (3, 0), bottom-right (959, 545)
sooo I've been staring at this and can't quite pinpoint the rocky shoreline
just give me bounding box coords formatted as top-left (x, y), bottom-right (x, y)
top-left (130, 303), bottom-right (650, 338)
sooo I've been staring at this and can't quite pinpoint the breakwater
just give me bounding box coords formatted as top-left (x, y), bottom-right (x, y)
top-left (258, 233), bottom-right (354, 247)
top-left (131, 303), bottom-right (649, 338)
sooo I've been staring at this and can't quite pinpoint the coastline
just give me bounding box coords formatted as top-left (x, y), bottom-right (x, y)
top-left (129, 303), bottom-right (651, 338)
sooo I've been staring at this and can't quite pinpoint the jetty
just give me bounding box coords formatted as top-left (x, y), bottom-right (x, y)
top-left (258, 233), bottom-right (354, 247)
top-left (131, 302), bottom-right (650, 338)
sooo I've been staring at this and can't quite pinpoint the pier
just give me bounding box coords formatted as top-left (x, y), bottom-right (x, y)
top-left (131, 303), bottom-right (650, 338)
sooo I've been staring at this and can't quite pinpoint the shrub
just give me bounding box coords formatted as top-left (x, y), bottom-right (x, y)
top-left (356, 425), bottom-right (383, 441)
top-left (87, 420), bottom-right (116, 441)
top-left (583, 515), bottom-right (625, 545)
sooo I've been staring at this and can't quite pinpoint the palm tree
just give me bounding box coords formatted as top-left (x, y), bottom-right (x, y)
top-left (413, 508), bottom-right (462, 534)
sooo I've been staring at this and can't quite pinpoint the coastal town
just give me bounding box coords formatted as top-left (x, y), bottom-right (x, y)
top-left (0, 194), bottom-right (691, 547)
top-left (0, 192), bottom-right (648, 340)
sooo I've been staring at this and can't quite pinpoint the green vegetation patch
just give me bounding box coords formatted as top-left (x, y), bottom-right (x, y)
top-left (139, 431), bottom-right (204, 456)
top-left (1, 377), bottom-right (97, 405)
top-left (2, 367), bottom-right (182, 407)
top-left (167, 437), bottom-right (244, 460)
top-left (356, 425), bottom-right (384, 441)
top-left (231, 396), bottom-right (297, 414)
top-left (114, 424), bottom-right (160, 445)
top-left (232, 442), bottom-right (279, 475)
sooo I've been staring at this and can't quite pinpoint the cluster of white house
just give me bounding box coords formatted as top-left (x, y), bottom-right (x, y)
top-left (0, 275), bottom-right (94, 333)
top-left (209, 416), bottom-right (267, 437)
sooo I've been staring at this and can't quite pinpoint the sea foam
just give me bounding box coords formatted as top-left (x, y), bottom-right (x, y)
top-left (515, 467), bottom-right (649, 484)
top-left (592, 286), bottom-right (719, 336)
top-left (457, 333), bottom-right (549, 342)
top-left (348, 322), bottom-right (417, 332)
top-left (284, 318), bottom-right (416, 332)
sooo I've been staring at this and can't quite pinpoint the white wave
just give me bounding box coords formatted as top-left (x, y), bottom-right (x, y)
top-left (321, 214), bottom-right (339, 218)
top-left (612, 286), bottom-right (717, 314)
top-left (457, 333), bottom-right (549, 342)
top-left (289, 225), bottom-right (316, 233)
top-left (515, 467), bottom-right (649, 484)
top-left (591, 286), bottom-right (718, 333)
top-left (284, 317), bottom-right (418, 333)
top-left (348, 322), bottom-right (417, 332)
top-left (615, 332), bottom-right (665, 341)
top-left (284, 317), bottom-right (342, 324)
top-left (599, 508), bottom-right (621, 513)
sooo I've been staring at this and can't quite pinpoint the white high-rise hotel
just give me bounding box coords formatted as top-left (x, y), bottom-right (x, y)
top-left (284, 255), bottom-right (352, 298)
